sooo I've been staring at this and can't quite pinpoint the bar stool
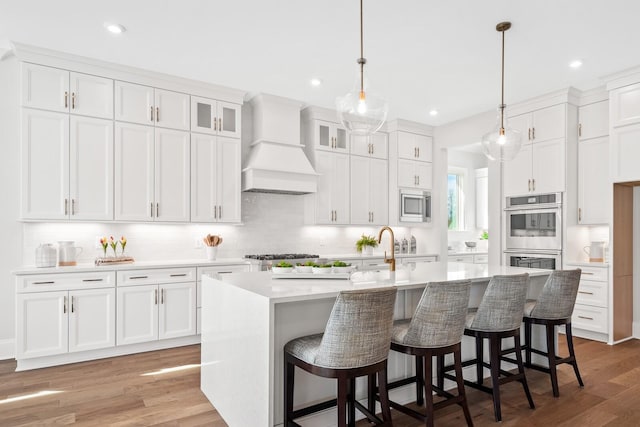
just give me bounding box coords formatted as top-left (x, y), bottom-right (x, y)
top-left (284, 287), bottom-right (397, 427)
top-left (442, 273), bottom-right (534, 422)
top-left (375, 279), bottom-right (473, 427)
top-left (522, 269), bottom-right (584, 397)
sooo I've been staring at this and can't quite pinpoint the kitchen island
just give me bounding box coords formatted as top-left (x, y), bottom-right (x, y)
top-left (201, 262), bottom-right (551, 427)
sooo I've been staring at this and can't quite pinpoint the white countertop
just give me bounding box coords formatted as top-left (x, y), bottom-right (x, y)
top-left (207, 262), bottom-right (551, 304)
top-left (564, 261), bottom-right (609, 267)
top-left (319, 253), bottom-right (439, 260)
top-left (448, 250), bottom-right (488, 256)
top-left (13, 257), bottom-right (252, 275)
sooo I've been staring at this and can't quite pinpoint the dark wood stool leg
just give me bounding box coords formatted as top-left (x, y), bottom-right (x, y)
top-left (454, 347), bottom-right (474, 427)
top-left (565, 322), bottom-right (584, 387)
top-left (348, 378), bottom-right (356, 427)
top-left (337, 377), bottom-right (348, 427)
top-left (489, 335), bottom-right (502, 422)
top-left (514, 334), bottom-right (535, 409)
top-left (284, 357), bottom-right (295, 425)
top-left (545, 323), bottom-right (560, 397)
top-left (424, 353), bottom-right (434, 427)
top-left (378, 365), bottom-right (393, 423)
top-left (368, 373), bottom-right (376, 414)
top-left (436, 354), bottom-right (445, 391)
top-left (475, 336), bottom-right (484, 385)
top-left (524, 318), bottom-right (532, 367)
top-left (416, 355), bottom-right (425, 406)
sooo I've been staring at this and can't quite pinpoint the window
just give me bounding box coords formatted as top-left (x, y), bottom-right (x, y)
top-left (448, 168), bottom-right (466, 230)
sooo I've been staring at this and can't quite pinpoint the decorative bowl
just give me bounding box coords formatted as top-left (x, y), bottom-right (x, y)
top-left (312, 266), bottom-right (333, 274)
top-left (272, 266), bottom-right (294, 274)
top-left (295, 265), bottom-right (313, 273)
top-left (465, 241), bottom-right (477, 248)
top-left (332, 266), bottom-right (354, 274)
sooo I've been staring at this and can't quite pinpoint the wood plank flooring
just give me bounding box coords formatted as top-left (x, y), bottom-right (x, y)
top-left (1, 337), bottom-right (639, 426)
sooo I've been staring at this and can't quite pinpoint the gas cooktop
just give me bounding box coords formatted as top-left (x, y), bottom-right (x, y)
top-left (244, 254), bottom-right (319, 261)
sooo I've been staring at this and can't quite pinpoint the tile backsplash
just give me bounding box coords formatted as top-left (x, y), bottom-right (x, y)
top-left (22, 193), bottom-right (437, 265)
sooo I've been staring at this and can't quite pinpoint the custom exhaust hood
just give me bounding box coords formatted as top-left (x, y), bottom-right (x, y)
top-left (242, 94), bottom-right (318, 194)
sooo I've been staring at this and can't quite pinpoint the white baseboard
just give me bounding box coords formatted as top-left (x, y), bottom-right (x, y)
top-left (0, 339), bottom-right (15, 360)
top-left (633, 320), bottom-right (640, 339)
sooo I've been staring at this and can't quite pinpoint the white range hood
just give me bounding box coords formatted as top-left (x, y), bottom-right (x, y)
top-left (242, 94), bottom-right (317, 194)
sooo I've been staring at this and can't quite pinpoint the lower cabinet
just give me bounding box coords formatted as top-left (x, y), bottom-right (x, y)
top-left (117, 281), bottom-right (196, 346)
top-left (16, 287), bottom-right (115, 359)
top-left (566, 263), bottom-right (609, 342)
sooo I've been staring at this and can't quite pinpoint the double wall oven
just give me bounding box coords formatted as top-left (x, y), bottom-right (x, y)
top-left (504, 193), bottom-right (562, 270)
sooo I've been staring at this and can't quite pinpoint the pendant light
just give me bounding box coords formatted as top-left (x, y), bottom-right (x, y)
top-left (336, 0), bottom-right (388, 136)
top-left (481, 22), bottom-right (522, 162)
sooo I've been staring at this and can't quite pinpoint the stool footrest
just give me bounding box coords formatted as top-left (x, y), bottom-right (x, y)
top-left (387, 376), bottom-right (418, 391)
top-left (291, 398), bottom-right (337, 419)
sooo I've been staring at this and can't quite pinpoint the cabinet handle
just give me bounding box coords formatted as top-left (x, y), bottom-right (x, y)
top-left (417, 147), bottom-right (420, 157)
top-left (156, 107), bottom-right (159, 122)
top-left (214, 116), bottom-right (217, 131)
top-left (150, 202), bottom-right (154, 218)
top-left (582, 272), bottom-right (594, 275)
top-left (63, 296), bottom-right (67, 314)
top-left (331, 210), bottom-right (334, 221)
top-left (155, 289), bottom-right (158, 305)
top-left (213, 205), bottom-right (217, 219)
top-left (150, 106), bottom-right (154, 122)
top-left (528, 179), bottom-right (531, 192)
top-left (218, 205), bottom-right (222, 219)
top-left (33, 281), bottom-right (54, 285)
top-left (577, 315), bottom-right (594, 320)
top-left (161, 288), bottom-right (164, 304)
top-left (414, 147), bottom-right (417, 157)
top-left (170, 273), bottom-right (187, 277)
top-left (528, 128), bottom-right (531, 140)
top-left (218, 117), bottom-right (222, 131)
top-left (71, 92), bottom-right (76, 109)
top-left (130, 275), bottom-right (148, 280)
top-left (532, 179), bottom-right (535, 191)
top-left (578, 291), bottom-right (594, 295)
top-left (532, 127), bottom-right (535, 140)
top-left (578, 207), bottom-right (582, 222)
top-left (156, 203), bottom-right (159, 218)
top-left (71, 296), bottom-right (75, 313)
top-left (334, 210), bottom-right (337, 221)
top-left (64, 198), bottom-right (68, 215)
top-left (71, 199), bottom-right (75, 215)
top-left (578, 123), bottom-right (582, 137)
top-left (82, 278), bottom-right (103, 282)
top-left (64, 91), bottom-right (68, 108)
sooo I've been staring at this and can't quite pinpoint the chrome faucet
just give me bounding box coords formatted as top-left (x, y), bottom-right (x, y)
top-left (377, 226), bottom-right (396, 272)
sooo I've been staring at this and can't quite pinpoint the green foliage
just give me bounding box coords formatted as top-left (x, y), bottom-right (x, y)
top-left (480, 230), bottom-right (489, 240)
top-left (356, 234), bottom-right (378, 252)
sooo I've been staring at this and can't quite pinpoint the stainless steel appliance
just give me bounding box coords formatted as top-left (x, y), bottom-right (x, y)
top-left (244, 254), bottom-right (320, 271)
top-left (504, 250), bottom-right (561, 271)
top-left (399, 189), bottom-right (431, 223)
top-left (504, 192), bottom-right (562, 251)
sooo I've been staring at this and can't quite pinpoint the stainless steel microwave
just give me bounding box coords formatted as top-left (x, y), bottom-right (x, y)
top-left (400, 189), bottom-right (431, 223)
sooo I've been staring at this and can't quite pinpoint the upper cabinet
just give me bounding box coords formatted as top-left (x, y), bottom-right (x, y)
top-left (191, 96), bottom-right (241, 138)
top-left (350, 156), bottom-right (388, 225)
top-left (579, 100), bottom-right (609, 140)
top-left (115, 82), bottom-right (189, 131)
top-left (313, 120), bottom-right (348, 153)
top-left (610, 83), bottom-right (640, 182)
top-left (22, 63), bottom-right (113, 119)
top-left (397, 131), bottom-right (432, 162)
top-left (350, 132), bottom-right (388, 159)
top-left (509, 104), bottom-right (566, 143)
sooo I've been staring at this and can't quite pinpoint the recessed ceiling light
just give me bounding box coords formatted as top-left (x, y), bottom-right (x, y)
top-left (104, 23), bottom-right (126, 34)
top-left (310, 78), bottom-right (322, 87)
top-left (569, 60), bottom-right (583, 69)
top-left (429, 109), bottom-right (439, 116)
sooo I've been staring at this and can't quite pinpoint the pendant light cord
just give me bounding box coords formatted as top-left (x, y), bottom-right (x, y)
top-left (359, 0), bottom-right (365, 97)
top-left (500, 27), bottom-right (505, 130)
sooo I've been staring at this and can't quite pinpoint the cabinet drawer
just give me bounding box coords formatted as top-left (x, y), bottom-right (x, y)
top-left (473, 254), bottom-right (489, 264)
top-left (570, 265), bottom-right (608, 282)
top-left (450, 255), bottom-right (474, 263)
top-left (576, 280), bottom-right (608, 308)
top-left (572, 305), bottom-right (608, 334)
top-left (197, 264), bottom-right (251, 280)
top-left (17, 271), bottom-right (115, 293)
top-left (117, 268), bottom-right (196, 286)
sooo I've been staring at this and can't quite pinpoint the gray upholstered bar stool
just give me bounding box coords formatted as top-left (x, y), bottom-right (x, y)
top-left (442, 273), bottom-right (534, 422)
top-left (284, 287), bottom-right (397, 427)
top-left (374, 279), bottom-right (473, 427)
top-left (521, 269), bottom-right (584, 397)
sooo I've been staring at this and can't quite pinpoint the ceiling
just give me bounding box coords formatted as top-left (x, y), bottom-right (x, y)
top-left (2, 0), bottom-right (640, 126)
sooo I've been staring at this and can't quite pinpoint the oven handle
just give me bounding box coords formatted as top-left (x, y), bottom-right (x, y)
top-left (503, 249), bottom-right (562, 256)
top-left (504, 204), bottom-right (561, 212)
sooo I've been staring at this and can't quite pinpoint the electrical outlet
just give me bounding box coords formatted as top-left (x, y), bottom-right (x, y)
top-left (194, 238), bottom-right (204, 249)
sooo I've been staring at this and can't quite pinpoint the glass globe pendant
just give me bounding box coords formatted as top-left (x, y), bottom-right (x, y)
top-left (336, 0), bottom-right (388, 136)
top-left (481, 22), bottom-right (522, 162)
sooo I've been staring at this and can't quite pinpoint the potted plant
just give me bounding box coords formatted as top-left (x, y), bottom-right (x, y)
top-left (356, 234), bottom-right (378, 256)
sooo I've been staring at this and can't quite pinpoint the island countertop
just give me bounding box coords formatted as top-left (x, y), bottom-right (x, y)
top-left (207, 261), bottom-right (551, 303)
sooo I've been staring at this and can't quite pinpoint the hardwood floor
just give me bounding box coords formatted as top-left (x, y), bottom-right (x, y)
top-left (1, 337), bottom-right (639, 426)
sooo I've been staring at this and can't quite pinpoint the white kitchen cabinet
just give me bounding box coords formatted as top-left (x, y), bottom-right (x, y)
top-left (115, 81), bottom-right (189, 131)
top-left (397, 132), bottom-right (432, 162)
top-left (154, 128), bottom-right (190, 222)
top-left (350, 132), bottom-right (388, 159)
top-left (449, 254), bottom-right (474, 263)
top-left (16, 285), bottom-right (115, 359)
top-left (22, 109), bottom-right (113, 220)
top-left (350, 156), bottom-right (388, 225)
top-left (158, 282), bottom-right (196, 340)
top-left (191, 96), bottom-right (241, 138)
top-left (578, 137), bottom-right (610, 224)
top-left (509, 104), bottom-right (566, 143)
top-left (566, 263), bottom-right (609, 342)
top-left (503, 139), bottom-right (565, 196)
top-left (611, 122), bottom-right (640, 182)
top-left (116, 284), bottom-right (158, 346)
top-left (610, 83), bottom-right (640, 128)
top-left (314, 120), bottom-right (348, 153)
top-left (313, 151), bottom-right (349, 224)
top-left (191, 134), bottom-right (241, 223)
top-left (397, 159), bottom-right (432, 190)
top-left (114, 123), bottom-right (190, 222)
top-left (21, 64), bottom-right (113, 119)
top-left (579, 100), bottom-right (609, 140)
